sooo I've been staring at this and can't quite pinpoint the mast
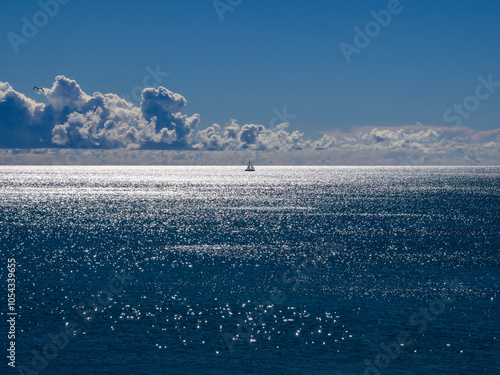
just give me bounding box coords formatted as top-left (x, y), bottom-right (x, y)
top-left (245, 160), bottom-right (255, 171)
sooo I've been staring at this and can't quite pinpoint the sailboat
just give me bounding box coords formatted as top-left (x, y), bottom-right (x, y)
top-left (245, 160), bottom-right (255, 171)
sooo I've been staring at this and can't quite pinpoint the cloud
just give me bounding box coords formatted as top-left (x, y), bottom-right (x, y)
top-left (140, 86), bottom-right (200, 147)
top-left (322, 125), bottom-right (499, 165)
top-left (0, 77), bottom-right (498, 165)
top-left (45, 75), bottom-right (92, 112)
top-left (0, 81), bottom-right (50, 147)
top-left (194, 120), bottom-right (336, 152)
top-left (0, 76), bottom-right (200, 149)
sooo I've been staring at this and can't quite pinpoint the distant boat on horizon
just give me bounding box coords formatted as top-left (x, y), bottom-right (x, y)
top-left (245, 160), bottom-right (255, 171)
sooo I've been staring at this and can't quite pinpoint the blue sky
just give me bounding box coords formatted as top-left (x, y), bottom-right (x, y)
top-left (1, 0), bottom-right (499, 132)
top-left (0, 0), bottom-right (499, 164)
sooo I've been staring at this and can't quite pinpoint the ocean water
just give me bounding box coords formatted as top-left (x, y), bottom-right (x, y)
top-left (0, 166), bottom-right (498, 375)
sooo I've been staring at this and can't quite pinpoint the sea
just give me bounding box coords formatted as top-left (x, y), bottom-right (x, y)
top-left (0, 166), bottom-right (498, 375)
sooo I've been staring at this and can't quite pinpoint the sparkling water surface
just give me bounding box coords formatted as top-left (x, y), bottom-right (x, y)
top-left (0, 166), bottom-right (498, 374)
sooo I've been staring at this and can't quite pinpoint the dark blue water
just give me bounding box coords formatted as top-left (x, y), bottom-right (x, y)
top-left (1, 166), bottom-right (498, 374)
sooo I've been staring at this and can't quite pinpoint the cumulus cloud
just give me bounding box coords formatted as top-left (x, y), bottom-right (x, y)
top-left (140, 86), bottom-right (200, 147)
top-left (45, 75), bottom-right (92, 112)
top-left (0, 76), bottom-right (200, 149)
top-left (194, 120), bottom-right (336, 151)
top-left (0, 81), bottom-right (50, 147)
top-left (0, 77), bottom-right (498, 165)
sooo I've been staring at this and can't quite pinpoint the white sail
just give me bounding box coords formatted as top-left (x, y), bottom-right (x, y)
top-left (245, 160), bottom-right (255, 171)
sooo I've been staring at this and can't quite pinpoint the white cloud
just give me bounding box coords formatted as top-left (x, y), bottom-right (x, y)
top-left (194, 121), bottom-right (336, 152)
top-left (0, 77), bottom-right (498, 165)
top-left (0, 76), bottom-right (200, 149)
top-left (45, 75), bottom-right (92, 112)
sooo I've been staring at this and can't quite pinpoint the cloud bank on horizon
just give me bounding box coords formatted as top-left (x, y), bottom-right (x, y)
top-left (0, 76), bottom-right (499, 165)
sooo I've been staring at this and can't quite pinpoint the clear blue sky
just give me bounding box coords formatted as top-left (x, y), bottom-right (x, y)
top-left (1, 0), bottom-right (499, 136)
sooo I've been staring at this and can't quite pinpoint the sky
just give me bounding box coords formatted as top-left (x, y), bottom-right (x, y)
top-left (0, 0), bottom-right (499, 165)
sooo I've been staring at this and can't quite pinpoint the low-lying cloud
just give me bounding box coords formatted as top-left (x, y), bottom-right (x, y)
top-left (0, 76), bottom-right (200, 149)
top-left (194, 121), bottom-right (336, 151)
top-left (0, 76), bottom-right (498, 165)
